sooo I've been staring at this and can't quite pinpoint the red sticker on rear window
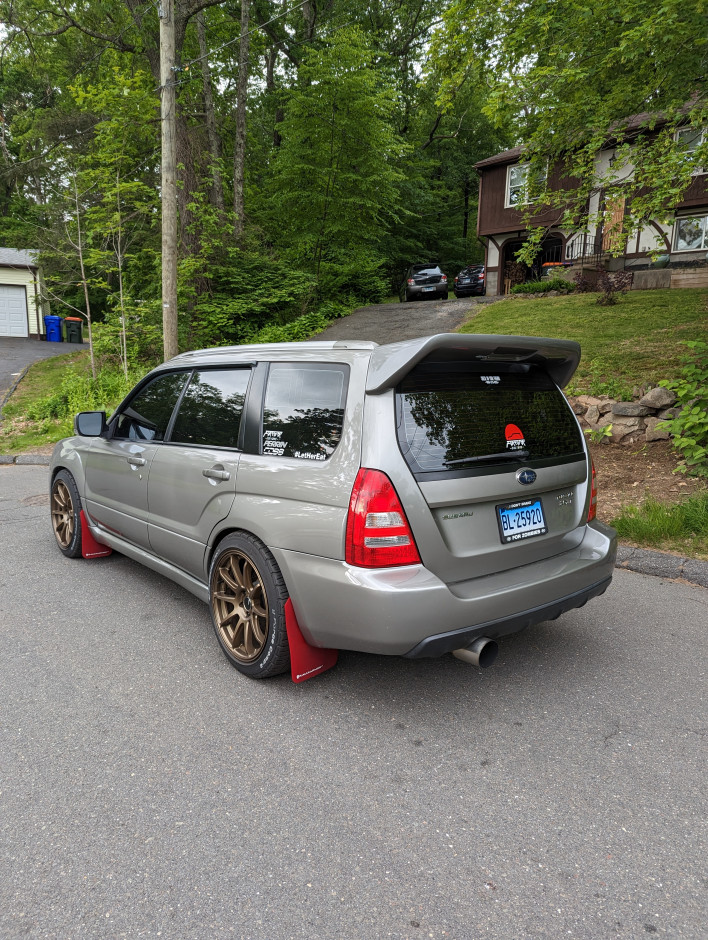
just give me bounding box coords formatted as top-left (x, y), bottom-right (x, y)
top-left (505, 423), bottom-right (526, 450)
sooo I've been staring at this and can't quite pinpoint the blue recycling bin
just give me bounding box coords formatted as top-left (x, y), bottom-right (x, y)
top-left (44, 315), bottom-right (63, 342)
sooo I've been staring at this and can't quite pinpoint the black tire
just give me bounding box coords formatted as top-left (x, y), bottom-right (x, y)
top-left (208, 532), bottom-right (291, 678)
top-left (50, 469), bottom-right (83, 558)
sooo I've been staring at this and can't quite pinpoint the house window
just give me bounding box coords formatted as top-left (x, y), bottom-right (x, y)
top-left (505, 162), bottom-right (546, 208)
top-left (675, 127), bottom-right (706, 173)
top-left (675, 127), bottom-right (705, 154)
top-left (673, 214), bottom-right (708, 252)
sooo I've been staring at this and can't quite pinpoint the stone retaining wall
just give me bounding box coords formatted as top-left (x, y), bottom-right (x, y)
top-left (567, 386), bottom-right (678, 445)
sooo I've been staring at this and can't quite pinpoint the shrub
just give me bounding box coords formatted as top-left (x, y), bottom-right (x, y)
top-left (243, 300), bottom-right (349, 344)
top-left (596, 269), bottom-right (633, 306)
top-left (510, 277), bottom-right (575, 295)
top-left (25, 367), bottom-right (143, 422)
top-left (658, 340), bottom-right (708, 477)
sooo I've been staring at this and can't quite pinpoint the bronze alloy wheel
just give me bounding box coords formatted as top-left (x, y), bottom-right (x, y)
top-left (211, 549), bottom-right (270, 663)
top-left (51, 479), bottom-right (75, 549)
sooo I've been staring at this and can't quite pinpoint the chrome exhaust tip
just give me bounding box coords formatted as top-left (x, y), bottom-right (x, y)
top-left (453, 637), bottom-right (499, 669)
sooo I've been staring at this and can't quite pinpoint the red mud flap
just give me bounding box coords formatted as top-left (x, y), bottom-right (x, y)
top-left (80, 510), bottom-right (112, 559)
top-left (285, 599), bottom-right (338, 683)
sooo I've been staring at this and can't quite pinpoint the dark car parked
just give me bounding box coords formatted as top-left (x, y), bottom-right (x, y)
top-left (454, 264), bottom-right (486, 297)
top-left (400, 264), bottom-right (448, 302)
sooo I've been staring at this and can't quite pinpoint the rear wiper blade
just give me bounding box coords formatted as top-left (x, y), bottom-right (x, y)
top-left (444, 450), bottom-right (529, 467)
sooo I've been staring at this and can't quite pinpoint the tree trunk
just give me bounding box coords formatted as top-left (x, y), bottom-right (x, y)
top-left (233, 0), bottom-right (251, 240)
top-left (197, 10), bottom-right (225, 218)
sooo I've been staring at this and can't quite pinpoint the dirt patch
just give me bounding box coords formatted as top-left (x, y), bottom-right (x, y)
top-left (589, 439), bottom-right (706, 523)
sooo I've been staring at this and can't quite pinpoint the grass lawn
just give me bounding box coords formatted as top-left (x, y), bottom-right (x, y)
top-left (612, 492), bottom-right (708, 560)
top-left (459, 288), bottom-right (708, 395)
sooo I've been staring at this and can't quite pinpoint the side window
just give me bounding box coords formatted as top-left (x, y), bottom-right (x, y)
top-left (113, 372), bottom-right (188, 442)
top-left (170, 369), bottom-right (250, 448)
top-left (261, 363), bottom-right (348, 461)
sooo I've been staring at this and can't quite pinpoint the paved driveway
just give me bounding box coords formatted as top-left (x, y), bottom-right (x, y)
top-left (0, 336), bottom-right (84, 403)
top-left (2, 465), bottom-right (706, 939)
top-left (317, 296), bottom-right (494, 345)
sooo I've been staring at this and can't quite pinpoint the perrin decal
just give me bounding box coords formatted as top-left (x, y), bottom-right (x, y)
top-left (505, 423), bottom-right (526, 451)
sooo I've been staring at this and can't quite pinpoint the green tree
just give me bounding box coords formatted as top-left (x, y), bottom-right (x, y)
top-left (267, 26), bottom-right (407, 298)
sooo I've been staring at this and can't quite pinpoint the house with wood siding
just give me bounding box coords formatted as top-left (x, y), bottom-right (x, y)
top-left (475, 118), bottom-right (708, 296)
top-left (0, 248), bottom-right (48, 338)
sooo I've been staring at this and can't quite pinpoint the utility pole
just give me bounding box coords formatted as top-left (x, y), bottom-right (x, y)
top-left (159, 0), bottom-right (179, 360)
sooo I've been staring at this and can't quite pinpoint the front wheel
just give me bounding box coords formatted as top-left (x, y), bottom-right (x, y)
top-left (50, 469), bottom-right (83, 558)
top-left (209, 533), bottom-right (291, 678)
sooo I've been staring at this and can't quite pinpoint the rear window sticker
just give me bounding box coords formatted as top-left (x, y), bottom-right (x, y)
top-left (505, 423), bottom-right (526, 450)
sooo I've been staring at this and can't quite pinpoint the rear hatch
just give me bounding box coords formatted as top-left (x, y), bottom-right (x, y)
top-left (412, 266), bottom-right (443, 285)
top-left (368, 335), bottom-right (589, 583)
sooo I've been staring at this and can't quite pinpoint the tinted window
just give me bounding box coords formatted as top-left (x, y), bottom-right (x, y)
top-left (262, 363), bottom-right (348, 460)
top-left (412, 265), bottom-right (442, 276)
top-left (397, 366), bottom-right (582, 473)
top-left (170, 369), bottom-right (250, 448)
top-left (113, 372), bottom-right (188, 442)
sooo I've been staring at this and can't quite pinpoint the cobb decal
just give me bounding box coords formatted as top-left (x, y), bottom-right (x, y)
top-left (505, 423), bottom-right (526, 450)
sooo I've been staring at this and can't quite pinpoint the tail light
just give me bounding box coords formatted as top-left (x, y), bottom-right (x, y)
top-left (587, 459), bottom-right (598, 522)
top-left (407, 278), bottom-right (415, 285)
top-left (441, 275), bottom-right (447, 282)
top-left (346, 468), bottom-right (421, 567)
top-left (479, 272), bottom-right (485, 280)
top-left (454, 277), bottom-right (458, 284)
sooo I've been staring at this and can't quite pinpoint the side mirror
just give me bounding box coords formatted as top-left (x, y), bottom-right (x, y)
top-left (75, 411), bottom-right (107, 437)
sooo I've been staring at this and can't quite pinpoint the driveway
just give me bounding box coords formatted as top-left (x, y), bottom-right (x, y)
top-left (317, 296), bottom-right (495, 344)
top-left (0, 336), bottom-right (84, 403)
top-left (2, 464), bottom-right (706, 939)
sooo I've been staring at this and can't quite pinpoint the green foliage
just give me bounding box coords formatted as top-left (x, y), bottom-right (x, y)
top-left (269, 27), bottom-right (406, 279)
top-left (658, 342), bottom-right (708, 478)
top-left (585, 424), bottom-right (613, 444)
top-left (510, 277), bottom-right (575, 294)
top-left (612, 492), bottom-right (708, 558)
top-left (245, 301), bottom-right (349, 344)
top-left (25, 366), bottom-right (142, 422)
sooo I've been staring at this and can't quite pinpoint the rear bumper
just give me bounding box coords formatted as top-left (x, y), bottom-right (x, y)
top-left (406, 286), bottom-right (448, 300)
top-left (272, 521), bottom-right (617, 657)
top-left (403, 575), bottom-right (611, 657)
top-left (454, 285), bottom-right (485, 297)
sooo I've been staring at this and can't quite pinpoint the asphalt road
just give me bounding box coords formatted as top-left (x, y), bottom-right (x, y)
top-left (1, 465), bottom-right (706, 939)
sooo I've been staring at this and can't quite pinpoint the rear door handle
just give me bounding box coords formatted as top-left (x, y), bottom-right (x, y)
top-left (127, 456), bottom-right (146, 467)
top-left (202, 468), bottom-right (231, 482)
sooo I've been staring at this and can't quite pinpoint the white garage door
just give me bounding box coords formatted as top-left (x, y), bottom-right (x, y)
top-left (0, 284), bottom-right (29, 337)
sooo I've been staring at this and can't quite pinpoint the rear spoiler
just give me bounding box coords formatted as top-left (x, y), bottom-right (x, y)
top-left (365, 333), bottom-right (581, 393)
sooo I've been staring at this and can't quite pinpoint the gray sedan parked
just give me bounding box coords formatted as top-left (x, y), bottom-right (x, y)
top-left (50, 334), bottom-right (616, 680)
top-left (399, 264), bottom-right (449, 301)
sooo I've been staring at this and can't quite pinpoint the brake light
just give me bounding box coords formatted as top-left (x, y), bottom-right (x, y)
top-left (587, 459), bottom-right (598, 522)
top-left (407, 278), bottom-right (415, 285)
top-left (479, 272), bottom-right (485, 279)
top-left (441, 275), bottom-right (447, 282)
top-left (346, 468), bottom-right (421, 567)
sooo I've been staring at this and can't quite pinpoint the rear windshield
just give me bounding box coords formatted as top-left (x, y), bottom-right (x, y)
top-left (396, 365), bottom-right (583, 474)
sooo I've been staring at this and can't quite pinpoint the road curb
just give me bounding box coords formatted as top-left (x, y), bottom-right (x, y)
top-left (2, 454), bottom-right (707, 588)
top-left (615, 544), bottom-right (708, 589)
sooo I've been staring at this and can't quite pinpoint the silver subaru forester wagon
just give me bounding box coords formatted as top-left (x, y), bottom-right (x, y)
top-left (50, 333), bottom-right (616, 680)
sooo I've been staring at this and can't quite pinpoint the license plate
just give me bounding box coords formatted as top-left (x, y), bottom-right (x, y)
top-left (422, 286), bottom-right (435, 291)
top-left (496, 498), bottom-right (547, 543)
